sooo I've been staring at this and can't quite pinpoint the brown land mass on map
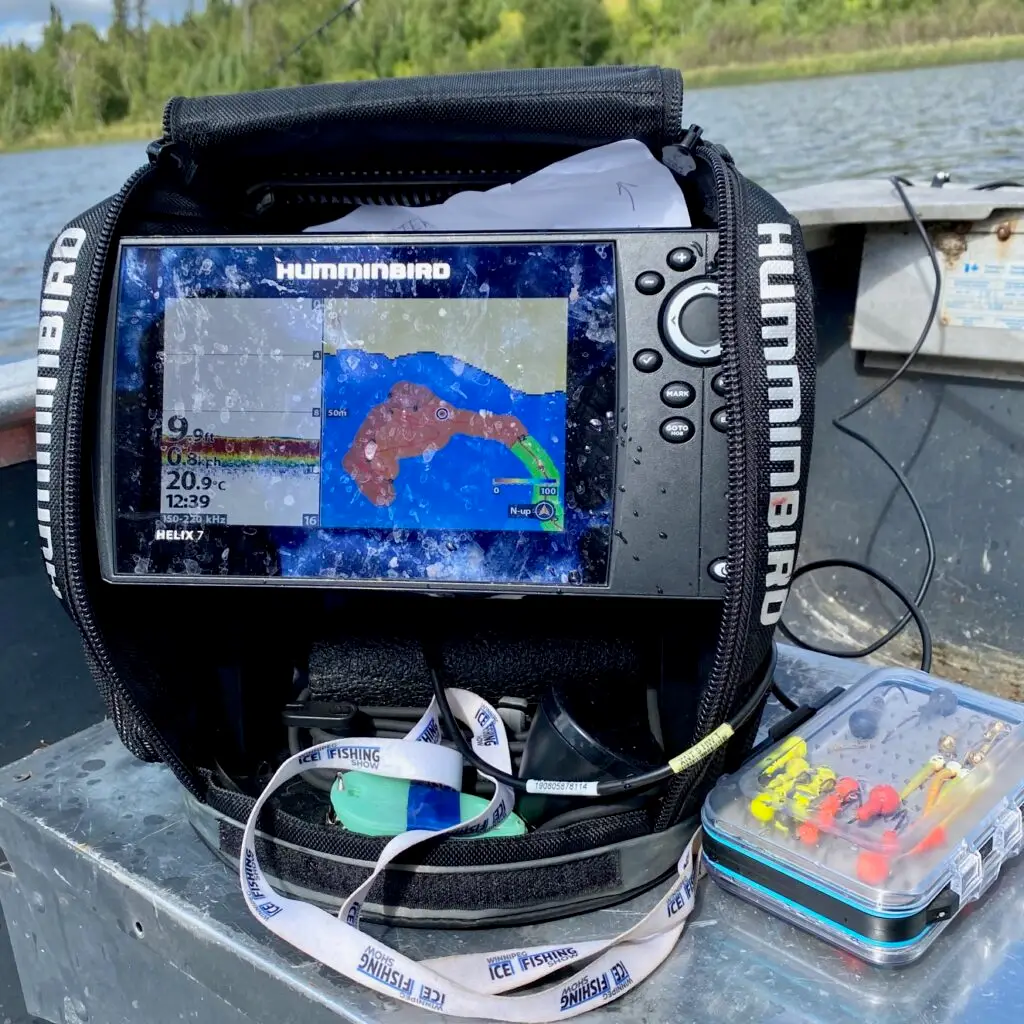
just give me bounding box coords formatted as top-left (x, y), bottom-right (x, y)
top-left (342, 381), bottom-right (528, 507)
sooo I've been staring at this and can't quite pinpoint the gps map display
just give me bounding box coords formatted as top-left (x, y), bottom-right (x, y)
top-left (108, 241), bottom-right (617, 587)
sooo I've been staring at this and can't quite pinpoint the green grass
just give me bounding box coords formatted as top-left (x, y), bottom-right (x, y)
top-left (3, 33), bottom-right (1024, 154)
top-left (0, 119), bottom-right (158, 154)
top-left (685, 33), bottom-right (1024, 88)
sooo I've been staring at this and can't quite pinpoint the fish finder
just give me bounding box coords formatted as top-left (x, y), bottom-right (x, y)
top-left (97, 230), bottom-right (727, 597)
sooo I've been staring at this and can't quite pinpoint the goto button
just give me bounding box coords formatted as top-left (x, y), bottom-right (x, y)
top-left (660, 381), bottom-right (695, 409)
top-left (711, 407), bottom-right (729, 432)
top-left (635, 271), bottom-right (665, 295)
top-left (660, 418), bottom-right (694, 444)
top-left (633, 349), bottom-right (663, 373)
top-left (667, 247), bottom-right (697, 272)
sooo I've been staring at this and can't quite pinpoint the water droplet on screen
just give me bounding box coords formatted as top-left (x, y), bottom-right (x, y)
top-left (283, 495), bottom-right (295, 506)
top-left (589, 418), bottom-right (602, 430)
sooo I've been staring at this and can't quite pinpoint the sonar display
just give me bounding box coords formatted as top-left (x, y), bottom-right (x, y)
top-left (157, 294), bottom-right (568, 533)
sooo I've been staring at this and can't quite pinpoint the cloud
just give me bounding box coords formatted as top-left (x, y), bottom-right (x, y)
top-left (0, 19), bottom-right (46, 45)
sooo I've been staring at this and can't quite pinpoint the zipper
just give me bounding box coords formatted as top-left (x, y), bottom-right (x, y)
top-left (655, 140), bottom-right (752, 828)
top-left (693, 141), bottom-right (747, 733)
top-left (61, 163), bottom-right (204, 797)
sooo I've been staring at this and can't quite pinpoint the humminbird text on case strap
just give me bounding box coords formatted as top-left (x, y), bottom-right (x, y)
top-left (758, 223), bottom-right (803, 627)
top-left (38, 227), bottom-right (89, 600)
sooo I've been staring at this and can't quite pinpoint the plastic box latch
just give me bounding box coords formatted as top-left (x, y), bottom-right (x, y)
top-left (950, 844), bottom-right (984, 907)
top-left (991, 802), bottom-right (1024, 862)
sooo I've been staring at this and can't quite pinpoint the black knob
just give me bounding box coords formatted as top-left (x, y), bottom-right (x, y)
top-left (633, 349), bottom-right (663, 373)
top-left (667, 247), bottom-right (697, 272)
top-left (659, 418), bottom-right (694, 444)
top-left (635, 271), bottom-right (665, 295)
top-left (660, 381), bottom-right (696, 409)
top-left (711, 407), bottom-right (728, 432)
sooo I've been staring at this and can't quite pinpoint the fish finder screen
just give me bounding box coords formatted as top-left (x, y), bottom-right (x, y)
top-left (160, 294), bottom-right (568, 533)
top-left (108, 242), bottom-right (617, 587)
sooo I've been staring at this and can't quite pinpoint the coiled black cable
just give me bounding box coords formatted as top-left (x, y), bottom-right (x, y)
top-left (780, 176), bottom-right (938, 673)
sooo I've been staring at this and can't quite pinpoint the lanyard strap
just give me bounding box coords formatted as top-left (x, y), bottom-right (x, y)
top-left (240, 687), bottom-right (703, 1021)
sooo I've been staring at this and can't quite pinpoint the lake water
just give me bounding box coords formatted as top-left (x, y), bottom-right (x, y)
top-left (2, 59), bottom-right (1023, 362)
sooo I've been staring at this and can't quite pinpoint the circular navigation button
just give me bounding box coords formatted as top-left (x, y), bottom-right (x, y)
top-left (660, 381), bottom-right (695, 409)
top-left (711, 407), bottom-right (729, 432)
top-left (633, 348), bottom-right (663, 373)
top-left (635, 271), bottom-right (665, 295)
top-left (660, 418), bottom-right (694, 444)
top-left (659, 279), bottom-right (721, 365)
top-left (679, 294), bottom-right (720, 349)
top-left (667, 247), bottom-right (697, 272)
top-left (711, 372), bottom-right (728, 397)
top-left (708, 558), bottom-right (729, 583)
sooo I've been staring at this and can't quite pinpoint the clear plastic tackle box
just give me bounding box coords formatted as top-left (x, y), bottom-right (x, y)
top-left (701, 668), bottom-right (1024, 966)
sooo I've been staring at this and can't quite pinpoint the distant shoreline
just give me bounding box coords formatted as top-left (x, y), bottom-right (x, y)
top-left (1, 34), bottom-right (1023, 155)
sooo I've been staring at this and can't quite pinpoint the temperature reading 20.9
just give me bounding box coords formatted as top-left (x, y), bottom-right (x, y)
top-left (166, 470), bottom-right (223, 492)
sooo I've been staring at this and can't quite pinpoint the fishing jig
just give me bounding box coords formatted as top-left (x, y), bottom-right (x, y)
top-left (884, 687), bottom-right (959, 741)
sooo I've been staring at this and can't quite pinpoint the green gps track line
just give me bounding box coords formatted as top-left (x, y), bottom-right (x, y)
top-left (511, 436), bottom-right (563, 532)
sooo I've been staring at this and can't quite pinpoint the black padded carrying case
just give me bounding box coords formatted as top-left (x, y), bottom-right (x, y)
top-left (35, 66), bottom-right (816, 925)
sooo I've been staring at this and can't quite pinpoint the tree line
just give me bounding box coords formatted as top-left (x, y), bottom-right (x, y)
top-left (2, 0), bottom-right (1023, 144)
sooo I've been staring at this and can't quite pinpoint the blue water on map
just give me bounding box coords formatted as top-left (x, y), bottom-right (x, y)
top-left (319, 349), bottom-right (565, 532)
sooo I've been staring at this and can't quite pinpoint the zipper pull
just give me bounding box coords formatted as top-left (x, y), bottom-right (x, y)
top-left (146, 137), bottom-right (198, 186)
top-left (662, 124), bottom-right (704, 178)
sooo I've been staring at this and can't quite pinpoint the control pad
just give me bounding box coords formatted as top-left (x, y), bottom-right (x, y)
top-left (618, 229), bottom-right (727, 598)
top-left (660, 279), bottom-right (721, 365)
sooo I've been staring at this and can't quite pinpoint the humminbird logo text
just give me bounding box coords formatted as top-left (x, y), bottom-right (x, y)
top-left (37, 226), bottom-right (88, 601)
top-left (757, 224), bottom-right (804, 627)
top-left (276, 261), bottom-right (451, 281)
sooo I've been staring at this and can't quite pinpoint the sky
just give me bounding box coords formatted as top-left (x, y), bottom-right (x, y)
top-left (0, 0), bottom-right (194, 46)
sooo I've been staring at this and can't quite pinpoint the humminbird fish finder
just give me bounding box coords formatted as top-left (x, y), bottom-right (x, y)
top-left (98, 231), bottom-right (727, 597)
